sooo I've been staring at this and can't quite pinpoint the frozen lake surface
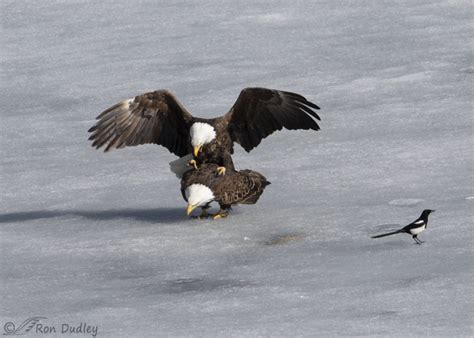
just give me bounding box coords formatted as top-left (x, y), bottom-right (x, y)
top-left (1, 1), bottom-right (472, 336)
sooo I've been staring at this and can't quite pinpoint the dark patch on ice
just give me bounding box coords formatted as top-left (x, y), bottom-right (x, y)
top-left (0, 208), bottom-right (186, 224)
top-left (461, 67), bottom-right (474, 74)
top-left (369, 310), bottom-right (398, 318)
top-left (161, 277), bottom-right (252, 294)
top-left (351, 309), bottom-right (399, 319)
top-left (263, 233), bottom-right (305, 245)
top-left (399, 276), bottom-right (428, 287)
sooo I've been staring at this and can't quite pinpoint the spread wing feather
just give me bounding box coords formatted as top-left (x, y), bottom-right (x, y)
top-left (88, 90), bottom-right (193, 157)
top-left (224, 87), bottom-right (321, 152)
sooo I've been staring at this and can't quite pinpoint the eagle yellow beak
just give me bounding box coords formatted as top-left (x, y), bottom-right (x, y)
top-left (187, 204), bottom-right (196, 216)
top-left (193, 145), bottom-right (203, 157)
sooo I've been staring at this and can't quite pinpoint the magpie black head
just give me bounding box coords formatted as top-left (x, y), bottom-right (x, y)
top-left (421, 209), bottom-right (435, 217)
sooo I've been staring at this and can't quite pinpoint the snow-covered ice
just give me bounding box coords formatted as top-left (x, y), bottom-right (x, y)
top-left (1, 1), bottom-right (472, 336)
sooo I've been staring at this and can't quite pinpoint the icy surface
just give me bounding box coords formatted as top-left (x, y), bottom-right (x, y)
top-left (1, 1), bottom-right (472, 336)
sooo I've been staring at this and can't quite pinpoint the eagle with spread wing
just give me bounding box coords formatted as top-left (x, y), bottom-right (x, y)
top-left (88, 87), bottom-right (321, 174)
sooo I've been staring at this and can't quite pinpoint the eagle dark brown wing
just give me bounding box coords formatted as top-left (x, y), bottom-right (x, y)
top-left (214, 169), bottom-right (270, 206)
top-left (180, 164), bottom-right (270, 207)
top-left (88, 90), bottom-right (194, 156)
top-left (237, 170), bottom-right (271, 204)
top-left (223, 87), bottom-right (320, 152)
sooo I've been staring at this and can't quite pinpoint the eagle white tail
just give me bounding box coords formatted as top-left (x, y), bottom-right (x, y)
top-left (169, 154), bottom-right (194, 179)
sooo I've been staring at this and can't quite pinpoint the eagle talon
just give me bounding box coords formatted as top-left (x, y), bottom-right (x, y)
top-left (216, 166), bottom-right (226, 176)
top-left (212, 209), bottom-right (229, 219)
top-left (188, 159), bottom-right (198, 170)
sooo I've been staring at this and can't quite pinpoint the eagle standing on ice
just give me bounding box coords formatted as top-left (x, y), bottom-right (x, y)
top-left (88, 87), bottom-right (321, 174)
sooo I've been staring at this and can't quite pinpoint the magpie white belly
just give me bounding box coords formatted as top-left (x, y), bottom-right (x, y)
top-left (410, 225), bottom-right (425, 235)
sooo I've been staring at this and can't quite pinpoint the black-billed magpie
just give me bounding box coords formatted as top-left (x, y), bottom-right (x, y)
top-left (371, 209), bottom-right (435, 245)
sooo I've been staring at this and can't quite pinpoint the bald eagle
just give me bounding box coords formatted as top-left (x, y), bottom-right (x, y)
top-left (88, 88), bottom-right (320, 174)
top-left (181, 163), bottom-right (270, 219)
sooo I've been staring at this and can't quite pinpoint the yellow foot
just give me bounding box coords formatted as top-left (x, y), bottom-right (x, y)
top-left (212, 212), bottom-right (228, 220)
top-left (216, 166), bottom-right (226, 175)
top-left (188, 159), bottom-right (198, 170)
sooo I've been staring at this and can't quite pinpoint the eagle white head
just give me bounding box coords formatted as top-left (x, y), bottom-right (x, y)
top-left (185, 183), bottom-right (215, 215)
top-left (190, 122), bottom-right (216, 156)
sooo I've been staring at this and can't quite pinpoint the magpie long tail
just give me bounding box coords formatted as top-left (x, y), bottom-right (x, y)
top-left (371, 230), bottom-right (402, 239)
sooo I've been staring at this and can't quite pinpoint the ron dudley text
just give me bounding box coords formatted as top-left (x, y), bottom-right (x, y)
top-left (36, 322), bottom-right (98, 337)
